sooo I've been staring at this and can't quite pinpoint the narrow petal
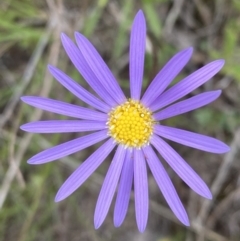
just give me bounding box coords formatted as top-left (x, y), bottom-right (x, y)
top-left (27, 130), bottom-right (108, 164)
top-left (55, 138), bottom-right (116, 202)
top-left (48, 65), bottom-right (111, 112)
top-left (142, 47), bottom-right (193, 106)
top-left (114, 150), bottom-right (133, 227)
top-left (20, 120), bottom-right (106, 133)
top-left (134, 149), bottom-right (148, 233)
top-left (61, 33), bottom-right (117, 106)
top-left (154, 125), bottom-right (230, 153)
top-left (130, 10), bottom-right (146, 100)
top-left (94, 145), bottom-right (126, 229)
top-left (143, 146), bottom-right (189, 226)
top-left (151, 134), bottom-right (212, 199)
top-left (75, 32), bottom-right (126, 104)
top-left (21, 96), bottom-right (107, 121)
top-left (150, 60), bottom-right (225, 111)
top-left (154, 90), bottom-right (221, 120)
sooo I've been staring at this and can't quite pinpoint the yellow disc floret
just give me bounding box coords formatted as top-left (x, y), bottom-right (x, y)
top-left (107, 99), bottom-right (155, 148)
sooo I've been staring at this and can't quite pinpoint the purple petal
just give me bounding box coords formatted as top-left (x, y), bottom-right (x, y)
top-left (153, 90), bottom-right (221, 120)
top-left (55, 138), bottom-right (116, 202)
top-left (114, 150), bottom-right (133, 227)
top-left (20, 120), bottom-right (106, 133)
top-left (150, 60), bottom-right (225, 111)
top-left (21, 96), bottom-right (107, 121)
top-left (75, 32), bottom-right (126, 104)
top-left (154, 125), bottom-right (230, 153)
top-left (27, 130), bottom-right (108, 164)
top-left (142, 47), bottom-right (193, 106)
top-left (94, 145), bottom-right (126, 229)
top-left (48, 65), bottom-right (111, 112)
top-left (151, 134), bottom-right (212, 199)
top-left (134, 149), bottom-right (148, 233)
top-left (130, 10), bottom-right (146, 100)
top-left (61, 33), bottom-right (117, 106)
top-left (143, 146), bottom-right (189, 226)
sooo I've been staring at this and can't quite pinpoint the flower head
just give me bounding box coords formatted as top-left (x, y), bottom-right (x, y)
top-left (21, 10), bottom-right (229, 232)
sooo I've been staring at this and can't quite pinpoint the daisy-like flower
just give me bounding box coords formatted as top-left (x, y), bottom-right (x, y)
top-left (21, 10), bottom-right (229, 232)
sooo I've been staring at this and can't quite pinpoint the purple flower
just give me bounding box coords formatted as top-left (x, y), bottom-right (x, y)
top-left (21, 10), bottom-right (229, 232)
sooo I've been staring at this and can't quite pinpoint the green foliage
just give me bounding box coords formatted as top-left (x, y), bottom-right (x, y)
top-left (233, 0), bottom-right (240, 10)
top-left (0, 0), bottom-right (44, 47)
top-left (113, 0), bottom-right (133, 58)
top-left (142, 0), bottom-right (162, 38)
top-left (193, 107), bottom-right (238, 133)
top-left (210, 19), bottom-right (240, 82)
top-left (82, 0), bottom-right (109, 37)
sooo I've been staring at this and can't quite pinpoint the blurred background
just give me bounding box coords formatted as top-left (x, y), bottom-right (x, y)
top-left (0, 0), bottom-right (240, 240)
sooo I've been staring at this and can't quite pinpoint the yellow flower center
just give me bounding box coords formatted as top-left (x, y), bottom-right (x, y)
top-left (107, 99), bottom-right (155, 148)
